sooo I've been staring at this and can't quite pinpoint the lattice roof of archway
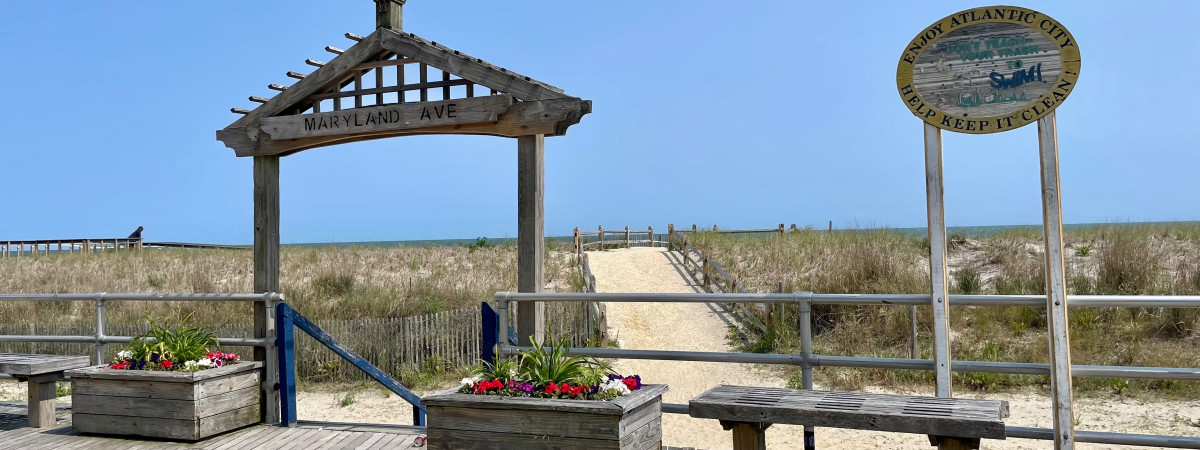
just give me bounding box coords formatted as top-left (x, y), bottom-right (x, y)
top-left (217, 28), bottom-right (591, 157)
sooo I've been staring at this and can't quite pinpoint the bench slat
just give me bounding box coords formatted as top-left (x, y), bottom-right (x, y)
top-left (690, 385), bottom-right (1009, 440)
top-left (0, 354), bottom-right (92, 376)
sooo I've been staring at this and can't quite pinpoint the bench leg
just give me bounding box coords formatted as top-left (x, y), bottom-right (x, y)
top-left (929, 435), bottom-right (981, 450)
top-left (27, 380), bottom-right (57, 428)
top-left (721, 420), bottom-right (771, 450)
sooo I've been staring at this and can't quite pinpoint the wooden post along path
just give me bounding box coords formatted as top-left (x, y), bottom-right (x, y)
top-left (1038, 111), bottom-right (1075, 448)
top-left (923, 122), bottom-right (952, 397)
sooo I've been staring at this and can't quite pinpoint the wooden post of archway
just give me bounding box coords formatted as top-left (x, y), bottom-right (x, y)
top-left (220, 0), bottom-right (590, 423)
top-left (517, 134), bottom-right (546, 346)
top-left (253, 155), bottom-right (279, 423)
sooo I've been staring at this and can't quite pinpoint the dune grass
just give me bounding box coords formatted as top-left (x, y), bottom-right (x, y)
top-left (0, 241), bottom-right (582, 327)
top-left (687, 223), bottom-right (1200, 397)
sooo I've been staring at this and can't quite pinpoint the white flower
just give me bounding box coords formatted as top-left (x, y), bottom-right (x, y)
top-left (599, 379), bottom-right (631, 395)
top-left (184, 359), bottom-right (215, 370)
top-left (117, 350), bottom-right (132, 359)
top-left (460, 374), bottom-right (483, 387)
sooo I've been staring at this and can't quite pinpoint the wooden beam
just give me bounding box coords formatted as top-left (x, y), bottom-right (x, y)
top-left (231, 108), bottom-right (251, 114)
top-left (517, 134), bottom-right (546, 347)
top-left (220, 97), bottom-right (588, 157)
top-left (260, 95), bottom-right (512, 140)
top-left (249, 96), bottom-right (270, 103)
top-left (221, 31), bottom-right (384, 130)
top-left (305, 79), bottom-right (470, 101)
top-left (286, 71), bottom-right (306, 80)
top-left (923, 122), bottom-right (952, 398)
top-left (1038, 110), bottom-right (1075, 448)
top-left (268, 84), bottom-right (288, 91)
top-left (325, 46), bottom-right (344, 55)
top-left (345, 32), bottom-right (363, 42)
top-left (253, 156), bottom-right (280, 424)
top-left (305, 59), bottom-right (325, 67)
top-left (379, 29), bottom-right (566, 101)
top-left (353, 57), bottom-right (419, 71)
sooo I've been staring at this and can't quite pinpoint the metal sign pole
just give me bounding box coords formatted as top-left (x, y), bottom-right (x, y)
top-left (1037, 111), bottom-right (1075, 449)
top-left (923, 122), bottom-right (952, 398)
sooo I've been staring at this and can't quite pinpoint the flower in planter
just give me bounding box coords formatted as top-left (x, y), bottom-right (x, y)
top-left (106, 313), bottom-right (240, 372)
top-left (458, 336), bottom-right (643, 401)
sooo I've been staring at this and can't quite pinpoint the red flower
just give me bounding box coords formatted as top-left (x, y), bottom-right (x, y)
top-left (161, 360), bottom-right (173, 369)
top-left (545, 382), bottom-right (558, 394)
top-left (623, 378), bottom-right (639, 391)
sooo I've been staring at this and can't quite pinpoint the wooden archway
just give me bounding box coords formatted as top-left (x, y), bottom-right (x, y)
top-left (216, 0), bottom-right (591, 422)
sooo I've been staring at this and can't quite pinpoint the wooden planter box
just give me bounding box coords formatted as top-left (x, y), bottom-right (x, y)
top-left (65, 361), bottom-right (262, 440)
top-left (422, 384), bottom-right (667, 450)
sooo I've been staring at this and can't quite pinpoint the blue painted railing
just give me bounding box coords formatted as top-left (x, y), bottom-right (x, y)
top-left (276, 303), bottom-right (426, 426)
top-left (480, 302), bottom-right (498, 366)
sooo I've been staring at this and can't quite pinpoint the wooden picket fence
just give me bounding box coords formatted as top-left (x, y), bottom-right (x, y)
top-left (0, 302), bottom-right (590, 383)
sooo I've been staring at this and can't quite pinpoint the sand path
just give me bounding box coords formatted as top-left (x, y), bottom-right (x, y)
top-left (586, 247), bottom-right (1200, 449)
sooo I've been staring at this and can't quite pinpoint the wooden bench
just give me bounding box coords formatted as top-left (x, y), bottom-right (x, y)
top-left (0, 353), bottom-right (92, 428)
top-left (689, 385), bottom-right (1008, 450)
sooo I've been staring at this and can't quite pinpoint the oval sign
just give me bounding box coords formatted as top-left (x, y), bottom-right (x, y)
top-left (896, 6), bottom-right (1081, 134)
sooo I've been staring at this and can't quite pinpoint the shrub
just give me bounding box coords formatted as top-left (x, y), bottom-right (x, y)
top-left (954, 267), bottom-right (982, 295)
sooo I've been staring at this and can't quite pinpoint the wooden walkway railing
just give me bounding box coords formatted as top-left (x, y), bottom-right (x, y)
top-left (575, 241), bottom-right (608, 345)
top-left (668, 228), bottom-right (769, 333)
top-left (573, 225), bottom-right (666, 253)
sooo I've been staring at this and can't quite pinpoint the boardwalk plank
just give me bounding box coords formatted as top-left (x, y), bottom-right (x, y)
top-left (0, 415), bottom-right (423, 450)
top-left (333, 432), bottom-right (373, 450)
top-left (273, 427), bottom-right (322, 450)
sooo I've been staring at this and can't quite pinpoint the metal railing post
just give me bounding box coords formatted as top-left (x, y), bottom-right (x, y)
top-left (497, 293), bottom-right (510, 357)
top-left (95, 293), bottom-right (107, 364)
top-left (797, 292), bottom-right (815, 450)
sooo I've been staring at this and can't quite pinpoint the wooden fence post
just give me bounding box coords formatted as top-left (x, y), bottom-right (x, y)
top-left (573, 227), bottom-right (580, 253)
top-left (713, 225), bottom-right (718, 232)
top-left (598, 225), bottom-right (604, 250)
top-left (647, 225), bottom-right (654, 247)
top-left (778, 224), bottom-right (785, 236)
top-left (692, 224), bottom-right (697, 233)
top-left (829, 220), bottom-right (833, 232)
top-left (624, 226), bottom-right (630, 248)
top-left (667, 224), bottom-right (674, 250)
top-left (702, 257), bottom-right (710, 288)
top-left (597, 303), bottom-right (609, 347)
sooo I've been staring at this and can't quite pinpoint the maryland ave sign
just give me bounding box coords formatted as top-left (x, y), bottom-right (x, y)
top-left (259, 95), bottom-right (513, 140)
top-left (896, 6), bottom-right (1081, 134)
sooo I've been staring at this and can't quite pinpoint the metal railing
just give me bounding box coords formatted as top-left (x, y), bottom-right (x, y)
top-left (491, 291), bottom-right (1200, 449)
top-left (0, 292), bottom-right (283, 423)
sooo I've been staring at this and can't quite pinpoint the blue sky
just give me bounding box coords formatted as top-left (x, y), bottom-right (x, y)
top-left (1, 1), bottom-right (1196, 244)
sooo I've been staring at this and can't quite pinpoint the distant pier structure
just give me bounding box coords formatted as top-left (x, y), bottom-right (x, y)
top-left (1, 227), bottom-right (247, 257)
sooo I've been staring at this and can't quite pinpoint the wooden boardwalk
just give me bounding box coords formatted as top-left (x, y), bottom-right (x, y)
top-left (1, 402), bottom-right (425, 449)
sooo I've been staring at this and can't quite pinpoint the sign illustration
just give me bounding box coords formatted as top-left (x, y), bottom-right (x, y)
top-left (896, 6), bottom-right (1081, 134)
